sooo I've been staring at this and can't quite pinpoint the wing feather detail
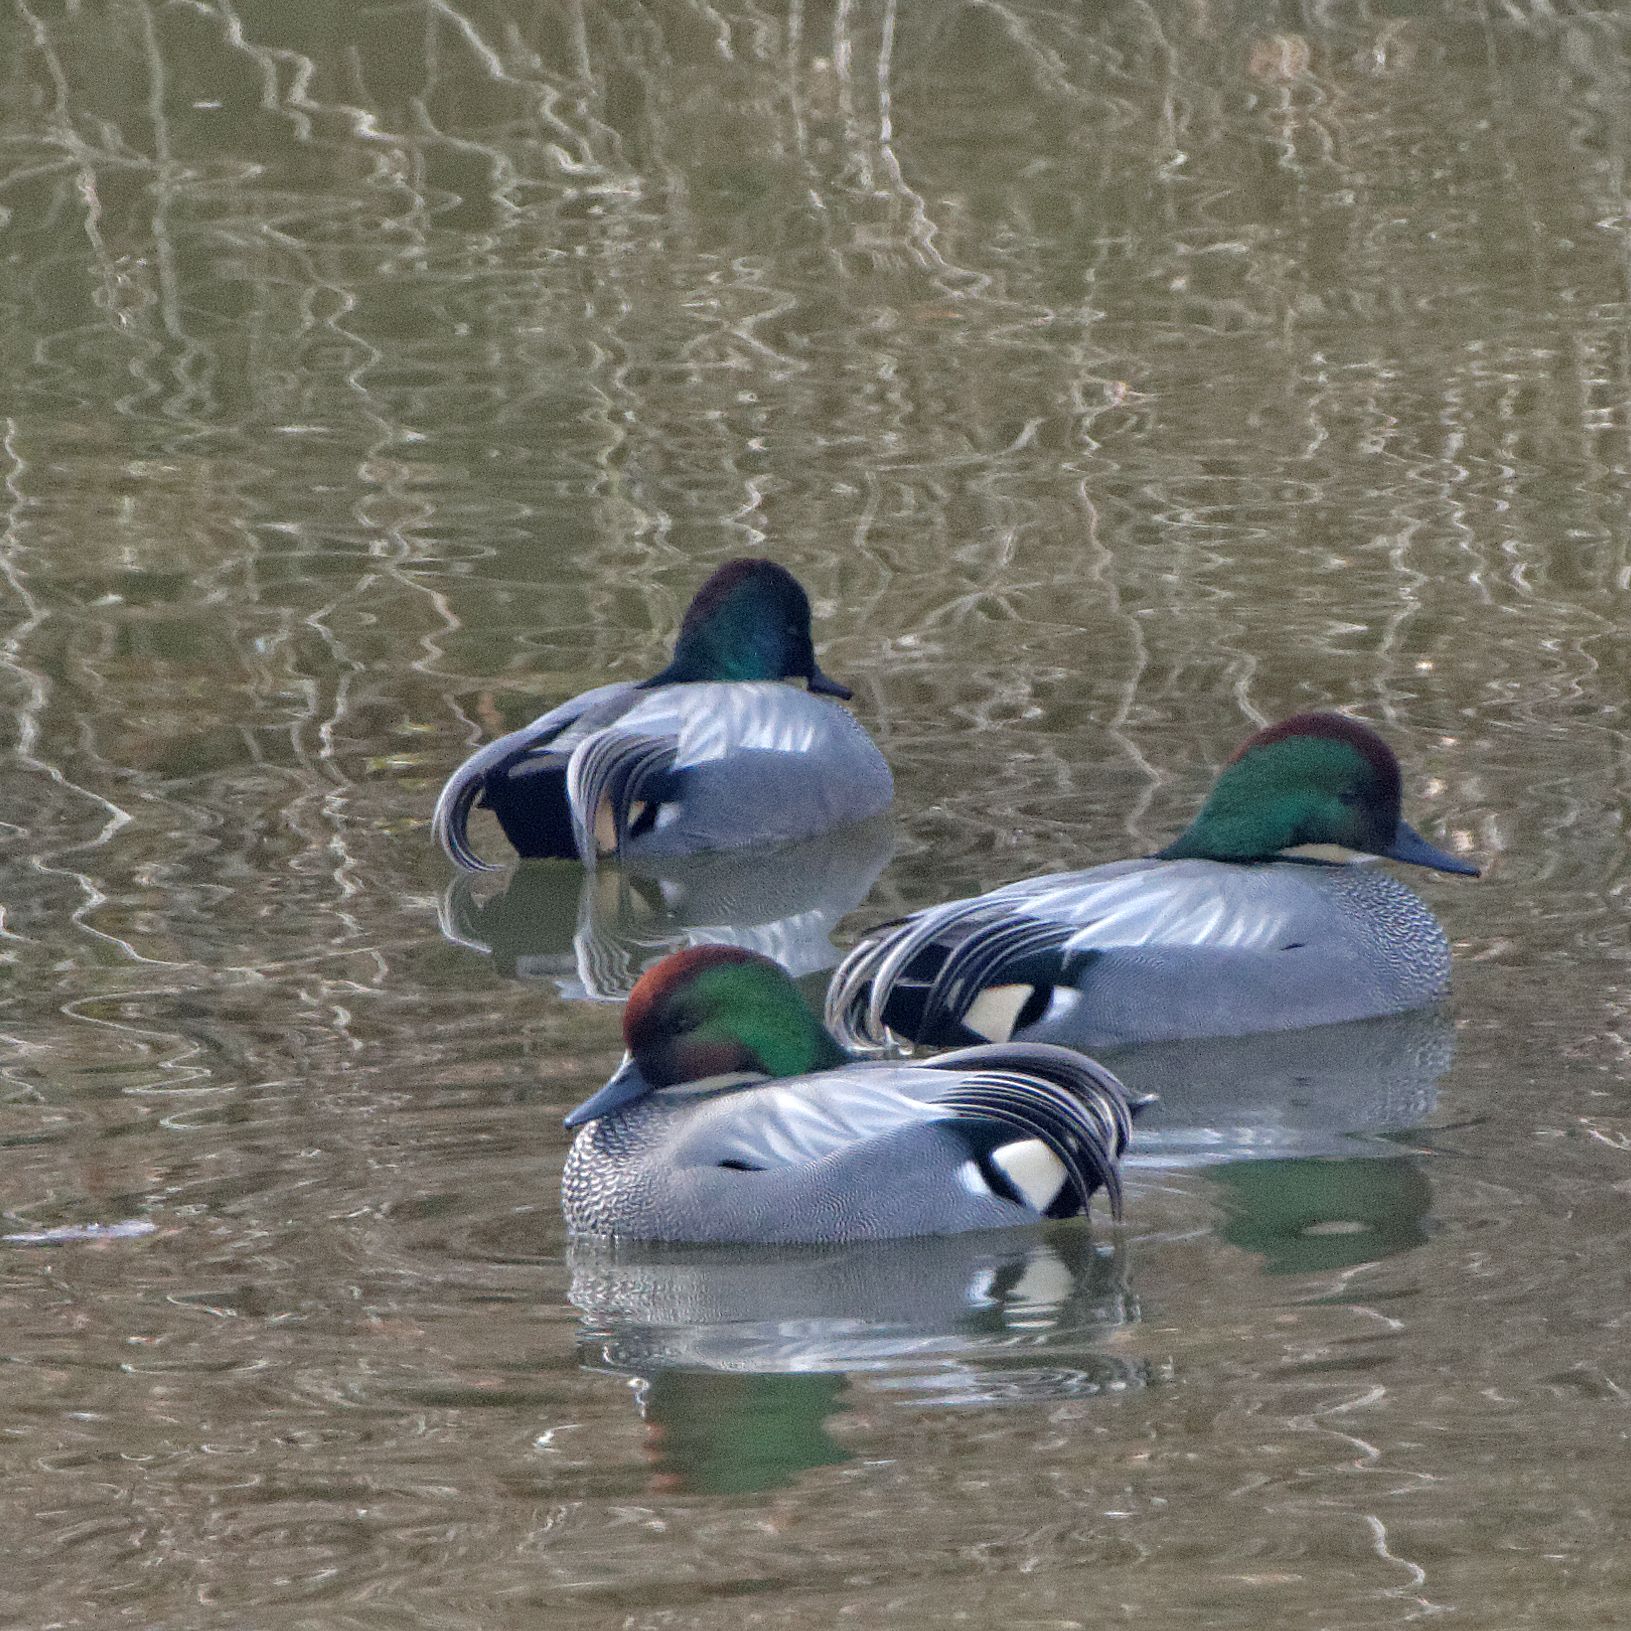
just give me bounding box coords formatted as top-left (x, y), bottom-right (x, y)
top-left (826, 898), bottom-right (1075, 1050)
top-left (565, 731), bottom-right (678, 862)
top-left (666, 1045), bottom-right (1136, 1222)
top-left (599, 681), bottom-right (837, 768)
top-left (827, 860), bottom-right (1336, 1048)
top-left (438, 680), bottom-right (877, 868)
top-left (666, 1072), bottom-right (938, 1173)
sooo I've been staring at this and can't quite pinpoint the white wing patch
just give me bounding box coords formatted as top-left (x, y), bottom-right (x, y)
top-left (964, 984), bottom-right (1036, 1043)
top-left (989, 1139), bottom-right (1066, 1212)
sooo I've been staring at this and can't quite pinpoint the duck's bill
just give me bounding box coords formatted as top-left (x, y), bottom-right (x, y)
top-left (564, 1055), bottom-right (656, 1127)
top-left (806, 665), bottom-right (854, 700)
top-left (1385, 820), bottom-right (1481, 877)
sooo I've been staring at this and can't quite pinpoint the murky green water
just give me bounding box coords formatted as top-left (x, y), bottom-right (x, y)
top-left (3, 2), bottom-right (1630, 1625)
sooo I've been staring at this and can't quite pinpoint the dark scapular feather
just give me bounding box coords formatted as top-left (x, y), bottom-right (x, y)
top-left (826, 903), bottom-right (1078, 1050)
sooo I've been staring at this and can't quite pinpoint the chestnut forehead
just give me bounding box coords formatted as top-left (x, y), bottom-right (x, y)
top-left (623, 945), bottom-right (767, 1043)
top-left (1230, 711), bottom-right (1398, 783)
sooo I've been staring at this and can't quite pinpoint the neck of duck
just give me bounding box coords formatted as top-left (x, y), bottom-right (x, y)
top-left (645, 629), bottom-right (781, 685)
top-left (643, 587), bottom-right (806, 686)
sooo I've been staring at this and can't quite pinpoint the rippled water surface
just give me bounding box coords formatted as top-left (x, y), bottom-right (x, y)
top-left (4, 2), bottom-right (1631, 1625)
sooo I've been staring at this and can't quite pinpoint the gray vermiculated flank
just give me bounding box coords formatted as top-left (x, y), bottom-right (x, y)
top-left (829, 858), bottom-right (1455, 1052)
top-left (562, 1099), bottom-right (1017, 1243)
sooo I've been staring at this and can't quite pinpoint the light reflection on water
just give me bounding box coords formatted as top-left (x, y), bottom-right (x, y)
top-left (4, 0), bottom-right (1631, 1625)
top-left (572, 1230), bottom-right (1158, 1495)
top-left (1114, 1007), bottom-right (1456, 1165)
top-left (571, 1230), bottom-right (1140, 1378)
top-left (438, 818), bottom-right (894, 997)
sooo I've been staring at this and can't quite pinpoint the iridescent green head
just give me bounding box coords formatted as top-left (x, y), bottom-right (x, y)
top-left (643, 559), bottom-right (853, 696)
top-left (564, 947), bottom-right (847, 1127)
top-left (1156, 712), bottom-right (1480, 875)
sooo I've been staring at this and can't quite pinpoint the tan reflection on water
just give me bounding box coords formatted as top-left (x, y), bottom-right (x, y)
top-left (2, 1), bottom-right (1630, 1626)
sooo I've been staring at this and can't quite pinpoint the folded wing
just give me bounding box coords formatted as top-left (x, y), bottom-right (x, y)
top-left (668, 1042), bottom-right (1136, 1222)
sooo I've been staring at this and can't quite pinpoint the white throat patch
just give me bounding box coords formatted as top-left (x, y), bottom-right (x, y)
top-left (663, 1070), bottom-right (770, 1099)
top-left (1276, 842), bottom-right (1375, 865)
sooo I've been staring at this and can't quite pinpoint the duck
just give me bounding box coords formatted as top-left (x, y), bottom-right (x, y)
top-left (826, 711), bottom-right (1481, 1053)
top-left (560, 945), bottom-right (1139, 1244)
top-left (433, 559), bottom-right (893, 870)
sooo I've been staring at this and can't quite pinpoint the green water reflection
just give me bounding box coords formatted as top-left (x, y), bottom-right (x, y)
top-left (637, 1372), bottom-right (852, 1496)
top-left (1213, 1157), bottom-right (1435, 1276)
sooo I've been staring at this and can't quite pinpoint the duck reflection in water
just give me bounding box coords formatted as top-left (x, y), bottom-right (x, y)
top-left (438, 817), bottom-right (892, 1001)
top-left (1110, 1007), bottom-right (1452, 1273)
top-left (571, 1229), bottom-right (1163, 1496)
top-left (635, 1371), bottom-right (850, 1497)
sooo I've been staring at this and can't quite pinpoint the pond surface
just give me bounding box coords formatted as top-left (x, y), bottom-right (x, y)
top-left (3, 2), bottom-right (1630, 1625)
